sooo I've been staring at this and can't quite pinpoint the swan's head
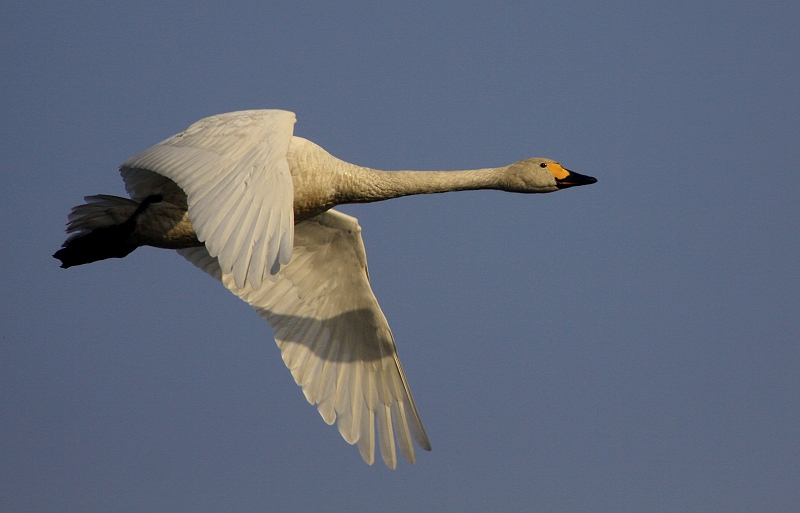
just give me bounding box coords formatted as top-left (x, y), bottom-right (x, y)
top-left (502, 158), bottom-right (597, 193)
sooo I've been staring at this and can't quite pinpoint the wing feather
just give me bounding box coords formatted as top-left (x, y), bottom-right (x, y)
top-left (358, 385), bottom-right (376, 465)
top-left (378, 402), bottom-right (397, 468)
top-left (244, 203), bottom-right (269, 287)
top-left (178, 209), bottom-right (430, 468)
top-left (392, 401), bottom-right (416, 464)
top-left (122, 110), bottom-right (296, 290)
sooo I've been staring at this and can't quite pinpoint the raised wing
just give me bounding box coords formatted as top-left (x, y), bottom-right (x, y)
top-left (179, 209), bottom-right (431, 469)
top-left (121, 110), bottom-right (296, 290)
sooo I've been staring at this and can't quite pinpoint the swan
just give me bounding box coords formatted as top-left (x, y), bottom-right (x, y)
top-left (54, 110), bottom-right (597, 469)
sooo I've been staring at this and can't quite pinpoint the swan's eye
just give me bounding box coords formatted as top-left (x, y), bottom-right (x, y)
top-left (539, 163), bottom-right (547, 168)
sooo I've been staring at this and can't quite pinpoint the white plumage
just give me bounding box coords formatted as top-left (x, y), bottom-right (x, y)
top-left (56, 110), bottom-right (597, 468)
top-left (179, 210), bottom-right (427, 468)
top-left (122, 111), bottom-right (296, 289)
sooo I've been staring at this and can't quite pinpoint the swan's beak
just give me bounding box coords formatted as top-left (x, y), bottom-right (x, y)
top-left (555, 169), bottom-right (597, 189)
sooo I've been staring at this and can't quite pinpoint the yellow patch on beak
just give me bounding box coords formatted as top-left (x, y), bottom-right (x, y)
top-left (547, 163), bottom-right (570, 180)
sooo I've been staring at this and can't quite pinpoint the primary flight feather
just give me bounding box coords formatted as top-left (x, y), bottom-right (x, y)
top-left (55, 109), bottom-right (597, 468)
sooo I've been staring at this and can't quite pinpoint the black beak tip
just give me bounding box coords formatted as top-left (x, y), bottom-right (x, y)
top-left (556, 171), bottom-right (597, 189)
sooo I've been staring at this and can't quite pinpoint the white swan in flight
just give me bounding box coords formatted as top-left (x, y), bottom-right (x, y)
top-left (54, 110), bottom-right (597, 469)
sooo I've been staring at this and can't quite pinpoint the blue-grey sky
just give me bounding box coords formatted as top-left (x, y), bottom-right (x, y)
top-left (2, 2), bottom-right (798, 512)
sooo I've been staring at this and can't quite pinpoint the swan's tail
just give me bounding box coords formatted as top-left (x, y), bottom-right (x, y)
top-left (54, 195), bottom-right (145, 268)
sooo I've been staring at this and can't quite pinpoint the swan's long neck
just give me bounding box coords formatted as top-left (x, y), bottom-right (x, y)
top-left (288, 137), bottom-right (507, 219)
top-left (338, 167), bottom-right (505, 203)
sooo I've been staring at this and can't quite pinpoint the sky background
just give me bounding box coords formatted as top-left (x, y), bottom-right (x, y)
top-left (2, 1), bottom-right (799, 512)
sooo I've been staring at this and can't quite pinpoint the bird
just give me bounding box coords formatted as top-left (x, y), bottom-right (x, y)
top-left (54, 109), bottom-right (597, 469)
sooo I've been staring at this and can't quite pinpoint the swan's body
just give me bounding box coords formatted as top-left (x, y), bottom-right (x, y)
top-left (55, 110), bottom-right (596, 468)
